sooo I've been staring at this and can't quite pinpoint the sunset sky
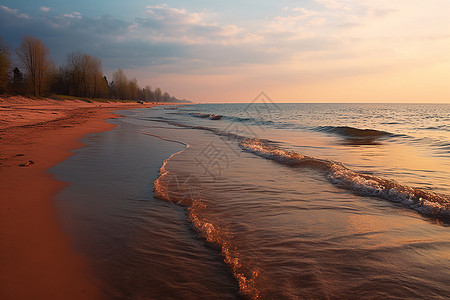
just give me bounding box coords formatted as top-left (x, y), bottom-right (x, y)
top-left (1, 0), bottom-right (450, 102)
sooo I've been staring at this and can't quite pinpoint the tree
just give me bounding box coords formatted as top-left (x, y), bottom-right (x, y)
top-left (162, 92), bottom-right (171, 102)
top-left (93, 71), bottom-right (109, 98)
top-left (143, 85), bottom-right (155, 102)
top-left (104, 76), bottom-right (112, 98)
top-left (112, 68), bottom-right (128, 99)
top-left (11, 67), bottom-right (24, 95)
top-left (16, 35), bottom-right (53, 96)
top-left (51, 66), bottom-right (69, 95)
top-left (154, 87), bottom-right (162, 102)
top-left (0, 37), bottom-right (11, 94)
top-left (65, 52), bottom-right (107, 98)
top-left (128, 77), bottom-right (139, 100)
top-left (91, 59), bottom-right (108, 98)
top-left (66, 52), bottom-right (82, 96)
top-left (80, 54), bottom-right (104, 98)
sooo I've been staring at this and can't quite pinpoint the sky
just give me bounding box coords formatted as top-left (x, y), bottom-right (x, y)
top-left (1, 0), bottom-right (450, 103)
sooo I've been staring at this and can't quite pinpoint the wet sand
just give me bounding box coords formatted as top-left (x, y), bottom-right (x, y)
top-left (0, 97), bottom-right (168, 299)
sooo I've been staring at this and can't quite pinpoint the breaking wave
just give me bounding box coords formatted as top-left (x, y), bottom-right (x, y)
top-left (151, 133), bottom-right (261, 299)
top-left (313, 126), bottom-right (396, 145)
top-left (315, 126), bottom-right (392, 138)
top-left (145, 116), bottom-right (450, 221)
top-left (184, 111), bottom-right (283, 127)
top-left (138, 111), bottom-right (450, 222)
top-left (239, 138), bottom-right (450, 220)
top-left (184, 111), bottom-right (402, 141)
top-left (189, 113), bottom-right (223, 120)
top-left (146, 112), bottom-right (450, 299)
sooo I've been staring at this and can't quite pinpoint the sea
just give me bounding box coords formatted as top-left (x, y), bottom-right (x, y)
top-left (51, 102), bottom-right (450, 299)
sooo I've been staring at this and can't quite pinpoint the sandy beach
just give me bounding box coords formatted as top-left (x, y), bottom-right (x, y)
top-left (0, 97), bottom-right (163, 300)
top-left (2, 2), bottom-right (449, 298)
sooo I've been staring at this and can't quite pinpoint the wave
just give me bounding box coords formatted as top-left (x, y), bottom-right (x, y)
top-left (224, 115), bottom-right (275, 127)
top-left (239, 138), bottom-right (449, 220)
top-left (151, 133), bottom-right (261, 299)
top-left (186, 112), bottom-right (281, 128)
top-left (148, 118), bottom-right (449, 298)
top-left (144, 117), bottom-right (450, 221)
top-left (314, 126), bottom-right (395, 145)
top-left (380, 122), bottom-right (402, 125)
top-left (189, 113), bottom-right (222, 120)
top-left (315, 126), bottom-right (392, 138)
top-left (186, 112), bottom-right (401, 143)
top-left (421, 125), bottom-right (450, 132)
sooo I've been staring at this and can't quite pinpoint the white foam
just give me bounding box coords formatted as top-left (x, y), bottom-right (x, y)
top-left (240, 137), bottom-right (450, 220)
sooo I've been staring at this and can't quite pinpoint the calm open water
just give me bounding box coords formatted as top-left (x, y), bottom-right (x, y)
top-left (52, 103), bottom-right (450, 299)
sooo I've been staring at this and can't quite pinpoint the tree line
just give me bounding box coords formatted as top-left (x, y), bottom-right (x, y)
top-left (0, 35), bottom-right (180, 102)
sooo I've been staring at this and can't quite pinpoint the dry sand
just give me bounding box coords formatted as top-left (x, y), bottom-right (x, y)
top-left (0, 96), bottom-right (168, 299)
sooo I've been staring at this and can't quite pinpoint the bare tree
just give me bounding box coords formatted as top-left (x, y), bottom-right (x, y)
top-left (0, 37), bottom-right (11, 94)
top-left (143, 85), bottom-right (155, 102)
top-left (81, 54), bottom-right (100, 97)
top-left (128, 77), bottom-right (139, 100)
top-left (154, 87), bottom-right (162, 102)
top-left (66, 52), bottom-right (82, 96)
top-left (162, 92), bottom-right (171, 102)
top-left (65, 52), bottom-right (107, 98)
top-left (16, 35), bottom-right (53, 96)
top-left (90, 56), bottom-right (107, 98)
top-left (93, 71), bottom-right (109, 98)
top-left (112, 68), bottom-right (128, 99)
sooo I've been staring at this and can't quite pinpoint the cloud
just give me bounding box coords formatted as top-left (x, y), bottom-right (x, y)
top-left (40, 6), bottom-right (50, 13)
top-left (290, 7), bottom-right (320, 17)
top-left (1, 1), bottom-right (449, 99)
top-left (314, 0), bottom-right (353, 10)
top-left (145, 5), bottom-right (203, 25)
top-left (1, 4), bottom-right (29, 18)
top-left (62, 12), bottom-right (82, 19)
top-left (136, 5), bottom-right (262, 46)
top-left (1, 5), bottom-right (18, 14)
top-left (0, 4), bottom-right (268, 73)
top-left (0, 7), bottom-right (132, 64)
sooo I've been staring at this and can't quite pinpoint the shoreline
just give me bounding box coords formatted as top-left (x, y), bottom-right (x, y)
top-left (0, 97), bottom-right (175, 299)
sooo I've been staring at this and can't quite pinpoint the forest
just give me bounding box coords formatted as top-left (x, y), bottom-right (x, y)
top-left (0, 35), bottom-right (184, 102)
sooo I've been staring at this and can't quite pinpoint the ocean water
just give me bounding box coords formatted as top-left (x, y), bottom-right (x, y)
top-left (52, 103), bottom-right (450, 299)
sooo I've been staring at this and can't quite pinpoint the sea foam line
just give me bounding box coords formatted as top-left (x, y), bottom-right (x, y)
top-left (141, 131), bottom-right (189, 202)
top-left (143, 130), bottom-right (262, 299)
top-left (239, 137), bottom-right (450, 221)
top-left (141, 116), bottom-right (450, 221)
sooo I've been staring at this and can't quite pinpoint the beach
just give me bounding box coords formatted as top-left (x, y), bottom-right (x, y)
top-left (2, 1), bottom-right (449, 298)
top-left (0, 97), bottom-right (162, 300)
top-left (1, 100), bottom-right (449, 299)
top-left (50, 103), bottom-right (449, 299)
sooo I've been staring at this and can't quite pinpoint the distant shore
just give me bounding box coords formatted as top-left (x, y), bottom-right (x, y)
top-left (0, 96), bottom-right (177, 299)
